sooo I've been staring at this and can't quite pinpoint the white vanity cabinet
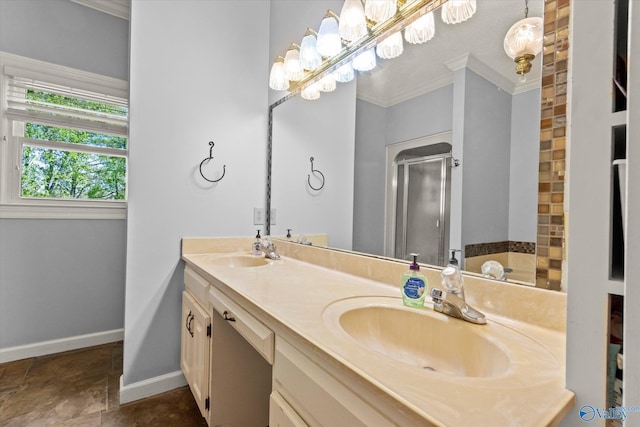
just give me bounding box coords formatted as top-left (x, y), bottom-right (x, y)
top-left (271, 337), bottom-right (394, 427)
top-left (181, 267), bottom-right (212, 418)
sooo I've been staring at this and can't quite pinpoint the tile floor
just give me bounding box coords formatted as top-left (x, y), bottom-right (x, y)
top-left (0, 342), bottom-right (207, 426)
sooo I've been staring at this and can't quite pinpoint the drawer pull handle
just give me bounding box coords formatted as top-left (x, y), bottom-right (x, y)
top-left (223, 310), bottom-right (236, 322)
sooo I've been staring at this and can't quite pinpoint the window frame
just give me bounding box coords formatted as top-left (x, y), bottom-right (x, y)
top-left (0, 52), bottom-right (129, 219)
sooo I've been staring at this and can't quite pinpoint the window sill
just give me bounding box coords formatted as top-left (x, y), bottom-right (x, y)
top-left (0, 203), bottom-right (126, 220)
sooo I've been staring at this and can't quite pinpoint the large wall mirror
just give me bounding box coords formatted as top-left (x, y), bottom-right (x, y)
top-left (268, 0), bottom-right (547, 288)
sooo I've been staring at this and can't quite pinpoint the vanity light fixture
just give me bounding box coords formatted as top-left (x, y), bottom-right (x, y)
top-left (268, 56), bottom-right (289, 91)
top-left (376, 30), bottom-right (404, 59)
top-left (441, 0), bottom-right (476, 24)
top-left (339, 0), bottom-right (368, 42)
top-left (316, 10), bottom-right (342, 57)
top-left (299, 29), bottom-right (322, 71)
top-left (283, 43), bottom-right (304, 81)
top-left (503, 0), bottom-right (543, 81)
top-left (270, 0), bottom-right (465, 100)
top-left (404, 10), bottom-right (435, 44)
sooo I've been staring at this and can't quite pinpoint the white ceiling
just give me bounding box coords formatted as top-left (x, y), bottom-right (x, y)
top-left (356, 0), bottom-right (544, 107)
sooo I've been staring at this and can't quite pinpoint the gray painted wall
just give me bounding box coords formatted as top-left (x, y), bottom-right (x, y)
top-left (0, 0), bottom-right (129, 81)
top-left (509, 88), bottom-right (541, 243)
top-left (353, 85), bottom-right (454, 255)
top-left (461, 69), bottom-right (512, 249)
top-left (0, 220), bottom-right (126, 347)
top-left (0, 1), bottom-right (128, 351)
top-left (124, 0), bottom-right (270, 386)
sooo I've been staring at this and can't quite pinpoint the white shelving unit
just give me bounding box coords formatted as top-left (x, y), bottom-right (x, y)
top-left (565, 1), bottom-right (637, 426)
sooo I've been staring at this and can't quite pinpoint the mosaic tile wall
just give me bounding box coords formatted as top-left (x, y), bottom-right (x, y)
top-left (465, 241), bottom-right (536, 257)
top-left (536, 0), bottom-right (570, 290)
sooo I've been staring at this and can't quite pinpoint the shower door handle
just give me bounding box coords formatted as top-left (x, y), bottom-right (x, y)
top-left (436, 219), bottom-right (440, 228)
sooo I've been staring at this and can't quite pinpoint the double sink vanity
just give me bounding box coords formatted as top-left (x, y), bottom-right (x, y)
top-left (181, 237), bottom-right (575, 426)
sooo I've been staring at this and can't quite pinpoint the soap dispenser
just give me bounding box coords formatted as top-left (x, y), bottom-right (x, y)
top-left (401, 253), bottom-right (428, 308)
top-left (252, 229), bottom-right (262, 256)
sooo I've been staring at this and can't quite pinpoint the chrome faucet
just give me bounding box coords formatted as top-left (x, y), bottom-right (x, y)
top-left (260, 237), bottom-right (280, 260)
top-left (430, 288), bottom-right (486, 325)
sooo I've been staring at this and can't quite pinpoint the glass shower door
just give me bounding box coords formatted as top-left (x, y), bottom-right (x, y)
top-left (394, 156), bottom-right (449, 266)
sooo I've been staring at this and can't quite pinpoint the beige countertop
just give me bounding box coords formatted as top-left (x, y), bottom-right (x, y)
top-left (182, 237), bottom-right (575, 427)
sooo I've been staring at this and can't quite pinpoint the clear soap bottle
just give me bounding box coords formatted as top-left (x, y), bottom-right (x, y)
top-left (401, 253), bottom-right (427, 308)
top-left (252, 229), bottom-right (262, 256)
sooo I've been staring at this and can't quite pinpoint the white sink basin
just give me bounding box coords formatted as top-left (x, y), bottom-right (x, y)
top-left (205, 254), bottom-right (270, 268)
top-left (323, 296), bottom-right (557, 379)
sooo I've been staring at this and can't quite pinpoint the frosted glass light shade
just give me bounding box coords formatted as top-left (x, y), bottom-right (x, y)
top-left (317, 15), bottom-right (342, 57)
top-left (269, 61), bottom-right (289, 91)
top-left (503, 17), bottom-right (544, 59)
top-left (284, 46), bottom-right (304, 81)
top-left (352, 48), bottom-right (377, 72)
top-left (376, 31), bottom-right (403, 59)
top-left (441, 0), bottom-right (476, 24)
top-left (339, 0), bottom-right (368, 42)
top-left (365, 0), bottom-right (397, 23)
top-left (300, 34), bottom-right (322, 70)
top-left (404, 11), bottom-right (435, 44)
top-left (301, 82), bottom-right (321, 100)
top-left (333, 61), bottom-right (355, 83)
top-left (319, 74), bottom-right (337, 92)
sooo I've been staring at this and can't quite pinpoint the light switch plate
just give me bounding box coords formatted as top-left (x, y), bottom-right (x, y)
top-left (253, 208), bottom-right (264, 225)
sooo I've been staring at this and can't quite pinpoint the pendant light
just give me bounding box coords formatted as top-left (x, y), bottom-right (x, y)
top-left (441, 0), bottom-right (476, 25)
top-left (503, 0), bottom-right (543, 80)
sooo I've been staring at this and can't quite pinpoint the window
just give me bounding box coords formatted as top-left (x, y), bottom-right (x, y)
top-left (1, 52), bottom-right (128, 219)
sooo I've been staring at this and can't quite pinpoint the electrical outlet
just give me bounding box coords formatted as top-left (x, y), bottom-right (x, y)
top-left (253, 208), bottom-right (264, 225)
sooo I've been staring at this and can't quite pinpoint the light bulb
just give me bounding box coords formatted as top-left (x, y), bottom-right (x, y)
top-left (301, 82), bottom-right (321, 100)
top-left (283, 45), bottom-right (304, 81)
top-left (319, 74), bottom-right (337, 92)
top-left (300, 32), bottom-right (322, 71)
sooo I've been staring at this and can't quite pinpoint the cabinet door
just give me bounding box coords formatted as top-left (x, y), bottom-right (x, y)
top-left (180, 291), bottom-right (211, 418)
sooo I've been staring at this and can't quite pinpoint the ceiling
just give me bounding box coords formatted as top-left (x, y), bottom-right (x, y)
top-left (356, 0), bottom-right (544, 107)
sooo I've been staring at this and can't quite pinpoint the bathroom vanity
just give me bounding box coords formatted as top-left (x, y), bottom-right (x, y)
top-left (181, 237), bottom-right (574, 427)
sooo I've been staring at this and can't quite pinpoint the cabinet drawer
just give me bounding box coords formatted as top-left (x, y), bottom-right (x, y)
top-left (184, 266), bottom-right (209, 303)
top-left (270, 391), bottom-right (308, 427)
top-left (273, 337), bottom-right (393, 427)
top-left (209, 286), bottom-right (274, 364)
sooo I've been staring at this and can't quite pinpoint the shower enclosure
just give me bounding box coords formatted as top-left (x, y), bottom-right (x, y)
top-left (389, 145), bottom-right (452, 266)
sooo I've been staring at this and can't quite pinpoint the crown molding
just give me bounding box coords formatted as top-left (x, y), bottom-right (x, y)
top-left (69, 0), bottom-right (129, 20)
top-left (357, 73), bottom-right (454, 108)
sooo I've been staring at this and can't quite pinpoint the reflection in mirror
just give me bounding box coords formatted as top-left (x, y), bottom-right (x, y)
top-left (270, 0), bottom-right (544, 287)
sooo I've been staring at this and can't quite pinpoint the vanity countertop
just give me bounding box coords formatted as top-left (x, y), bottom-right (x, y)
top-left (182, 237), bottom-right (575, 427)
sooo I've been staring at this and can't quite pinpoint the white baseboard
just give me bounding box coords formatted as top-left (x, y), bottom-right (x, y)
top-left (0, 329), bottom-right (124, 363)
top-left (119, 370), bottom-right (187, 404)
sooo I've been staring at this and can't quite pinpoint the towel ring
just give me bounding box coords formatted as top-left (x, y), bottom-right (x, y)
top-left (307, 157), bottom-right (325, 191)
top-left (199, 141), bottom-right (226, 183)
